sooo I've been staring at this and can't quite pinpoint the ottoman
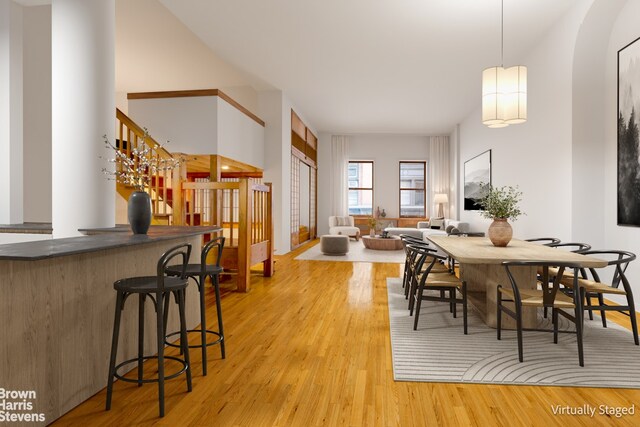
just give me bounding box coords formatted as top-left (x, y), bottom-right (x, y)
top-left (320, 235), bottom-right (350, 255)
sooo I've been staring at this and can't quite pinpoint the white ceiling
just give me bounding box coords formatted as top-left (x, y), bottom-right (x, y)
top-left (157, 0), bottom-right (580, 135)
top-left (158, 0), bottom-right (581, 135)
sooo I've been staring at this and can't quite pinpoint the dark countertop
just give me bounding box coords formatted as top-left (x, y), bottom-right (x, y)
top-left (0, 226), bottom-right (221, 261)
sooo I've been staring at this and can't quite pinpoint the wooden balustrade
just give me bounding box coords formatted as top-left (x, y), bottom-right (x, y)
top-left (115, 108), bottom-right (176, 222)
top-left (179, 179), bottom-right (274, 292)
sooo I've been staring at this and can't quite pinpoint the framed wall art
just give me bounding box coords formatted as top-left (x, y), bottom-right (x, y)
top-left (618, 36), bottom-right (640, 226)
top-left (464, 149), bottom-right (492, 211)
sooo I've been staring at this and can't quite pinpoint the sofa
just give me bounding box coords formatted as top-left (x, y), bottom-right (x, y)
top-left (328, 216), bottom-right (361, 240)
top-left (385, 219), bottom-right (469, 241)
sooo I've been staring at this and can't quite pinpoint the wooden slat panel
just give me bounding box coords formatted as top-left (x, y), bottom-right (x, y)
top-left (291, 110), bottom-right (306, 140)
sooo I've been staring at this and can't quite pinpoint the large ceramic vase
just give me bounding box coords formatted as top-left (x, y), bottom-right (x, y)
top-left (488, 218), bottom-right (512, 247)
top-left (128, 191), bottom-right (152, 235)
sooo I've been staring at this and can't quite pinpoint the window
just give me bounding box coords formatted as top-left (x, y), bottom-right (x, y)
top-left (348, 161), bottom-right (373, 215)
top-left (399, 161), bottom-right (426, 217)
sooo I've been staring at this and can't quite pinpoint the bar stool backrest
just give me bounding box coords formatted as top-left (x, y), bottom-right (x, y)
top-left (202, 236), bottom-right (225, 272)
top-left (157, 243), bottom-right (192, 291)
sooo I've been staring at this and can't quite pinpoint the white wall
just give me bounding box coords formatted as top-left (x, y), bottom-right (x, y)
top-left (115, 0), bottom-right (261, 114)
top-left (602, 0), bottom-right (640, 305)
top-left (0, 0), bottom-right (24, 225)
top-left (217, 99), bottom-right (265, 169)
top-left (128, 96), bottom-right (219, 154)
top-left (128, 96), bottom-right (264, 169)
top-left (23, 5), bottom-right (51, 223)
top-left (458, 0), bottom-right (593, 240)
top-left (348, 134), bottom-right (430, 219)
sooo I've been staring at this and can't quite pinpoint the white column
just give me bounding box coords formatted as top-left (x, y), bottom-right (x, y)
top-left (0, 0), bottom-right (24, 225)
top-left (52, 0), bottom-right (115, 237)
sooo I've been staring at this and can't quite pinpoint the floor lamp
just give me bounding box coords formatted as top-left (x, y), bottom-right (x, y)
top-left (434, 193), bottom-right (448, 218)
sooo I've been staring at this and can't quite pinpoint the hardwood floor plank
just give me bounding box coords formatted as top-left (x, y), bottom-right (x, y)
top-left (53, 240), bottom-right (640, 426)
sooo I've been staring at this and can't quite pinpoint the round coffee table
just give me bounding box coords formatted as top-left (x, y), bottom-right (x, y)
top-left (362, 235), bottom-right (403, 250)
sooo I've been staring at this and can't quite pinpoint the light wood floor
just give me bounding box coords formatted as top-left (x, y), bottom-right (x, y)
top-left (54, 240), bottom-right (640, 426)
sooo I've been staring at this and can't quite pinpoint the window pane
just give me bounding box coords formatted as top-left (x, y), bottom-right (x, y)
top-left (348, 189), bottom-right (373, 215)
top-left (400, 163), bottom-right (425, 189)
top-left (348, 162), bottom-right (373, 188)
top-left (400, 190), bottom-right (425, 217)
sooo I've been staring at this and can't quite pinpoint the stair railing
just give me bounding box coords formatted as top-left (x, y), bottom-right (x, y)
top-left (115, 108), bottom-right (176, 221)
top-left (180, 178), bottom-right (274, 291)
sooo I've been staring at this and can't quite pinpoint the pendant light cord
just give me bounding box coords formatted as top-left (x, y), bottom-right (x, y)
top-left (501, 0), bottom-right (504, 67)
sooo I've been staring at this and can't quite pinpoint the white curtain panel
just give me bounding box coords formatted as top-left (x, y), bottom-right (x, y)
top-left (429, 136), bottom-right (450, 217)
top-left (330, 135), bottom-right (349, 216)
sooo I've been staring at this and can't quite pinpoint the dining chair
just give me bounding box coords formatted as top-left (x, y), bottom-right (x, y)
top-left (537, 242), bottom-right (591, 318)
top-left (400, 235), bottom-right (449, 298)
top-left (498, 260), bottom-right (585, 366)
top-left (525, 237), bottom-right (561, 246)
top-left (558, 250), bottom-right (638, 345)
top-left (408, 245), bottom-right (468, 334)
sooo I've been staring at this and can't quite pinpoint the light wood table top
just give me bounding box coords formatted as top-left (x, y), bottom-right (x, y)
top-left (427, 236), bottom-right (607, 268)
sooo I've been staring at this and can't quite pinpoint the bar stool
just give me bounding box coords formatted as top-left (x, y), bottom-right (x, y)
top-left (106, 243), bottom-right (193, 418)
top-left (165, 236), bottom-right (225, 376)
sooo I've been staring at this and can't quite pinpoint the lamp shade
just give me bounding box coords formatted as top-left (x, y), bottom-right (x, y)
top-left (482, 65), bottom-right (527, 127)
top-left (433, 193), bottom-right (448, 204)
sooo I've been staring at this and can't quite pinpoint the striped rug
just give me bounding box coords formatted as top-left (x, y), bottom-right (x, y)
top-left (387, 277), bottom-right (640, 388)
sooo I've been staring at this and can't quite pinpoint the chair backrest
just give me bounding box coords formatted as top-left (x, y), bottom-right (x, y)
top-left (581, 250), bottom-right (636, 290)
top-left (525, 237), bottom-right (561, 246)
top-left (328, 216), bottom-right (354, 227)
top-left (406, 244), bottom-right (444, 277)
top-left (549, 242), bottom-right (591, 253)
top-left (157, 243), bottom-right (192, 291)
top-left (202, 236), bottom-right (225, 271)
top-left (502, 260), bottom-right (580, 302)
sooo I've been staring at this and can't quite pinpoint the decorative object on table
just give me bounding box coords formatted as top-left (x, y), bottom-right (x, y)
top-left (375, 206), bottom-right (381, 218)
top-left (381, 230), bottom-right (389, 239)
top-left (464, 150), bottom-right (491, 210)
top-left (381, 208), bottom-right (387, 218)
top-left (482, 0), bottom-right (527, 128)
top-left (477, 185), bottom-right (524, 247)
top-left (617, 36), bottom-right (640, 227)
top-left (100, 131), bottom-right (181, 234)
top-left (433, 193), bottom-right (448, 217)
top-left (367, 216), bottom-right (377, 237)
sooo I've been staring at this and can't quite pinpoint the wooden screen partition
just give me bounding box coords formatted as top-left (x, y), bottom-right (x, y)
top-left (180, 179), bottom-right (273, 292)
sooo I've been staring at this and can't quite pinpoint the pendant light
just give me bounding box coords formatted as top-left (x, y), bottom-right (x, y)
top-left (482, 0), bottom-right (527, 128)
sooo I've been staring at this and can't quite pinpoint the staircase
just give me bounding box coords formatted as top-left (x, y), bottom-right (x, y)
top-left (114, 108), bottom-right (274, 292)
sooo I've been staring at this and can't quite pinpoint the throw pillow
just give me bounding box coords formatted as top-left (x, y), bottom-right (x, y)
top-left (336, 217), bottom-right (345, 226)
top-left (430, 218), bottom-right (445, 229)
top-left (445, 225), bottom-right (455, 234)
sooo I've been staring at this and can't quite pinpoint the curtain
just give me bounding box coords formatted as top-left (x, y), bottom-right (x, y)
top-left (330, 135), bottom-right (349, 216)
top-left (429, 136), bottom-right (450, 218)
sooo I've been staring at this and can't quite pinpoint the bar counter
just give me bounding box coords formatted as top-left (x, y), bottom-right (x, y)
top-left (0, 226), bottom-right (219, 425)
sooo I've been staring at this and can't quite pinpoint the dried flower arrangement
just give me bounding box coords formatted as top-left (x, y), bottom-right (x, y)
top-left (100, 130), bottom-right (181, 192)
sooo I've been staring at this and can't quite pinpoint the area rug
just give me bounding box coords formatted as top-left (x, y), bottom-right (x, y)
top-left (295, 240), bottom-right (405, 263)
top-left (386, 277), bottom-right (640, 388)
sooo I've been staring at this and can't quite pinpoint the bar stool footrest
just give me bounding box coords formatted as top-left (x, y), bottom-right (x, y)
top-left (165, 329), bottom-right (223, 349)
top-left (113, 355), bottom-right (188, 384)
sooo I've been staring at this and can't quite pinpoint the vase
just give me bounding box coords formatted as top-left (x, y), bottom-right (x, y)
top-left (128, 191), bottom-right (152, 235)
top-left (370, 228), bottom-right (375, 237)
top-left (381, 209), bottom-right (386, 218)
top-left (488, 218), bottom-right (512, 247)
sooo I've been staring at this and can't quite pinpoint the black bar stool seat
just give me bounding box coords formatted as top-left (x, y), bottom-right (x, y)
top-left (114, 276), bottom-right (188, 293)
top-left (165, 236), bottom-right (226, 376)
top-left (106, 243), bottom-right (193, 418)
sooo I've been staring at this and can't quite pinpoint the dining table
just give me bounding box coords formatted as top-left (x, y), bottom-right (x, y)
top-left (427, 236), bottom-right (608, 329)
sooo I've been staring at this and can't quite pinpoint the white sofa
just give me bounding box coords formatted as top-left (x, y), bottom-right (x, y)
top-left (328, 216), bottom-right (361, 240)
top-left (385, 219), bottom-right (469, 241)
